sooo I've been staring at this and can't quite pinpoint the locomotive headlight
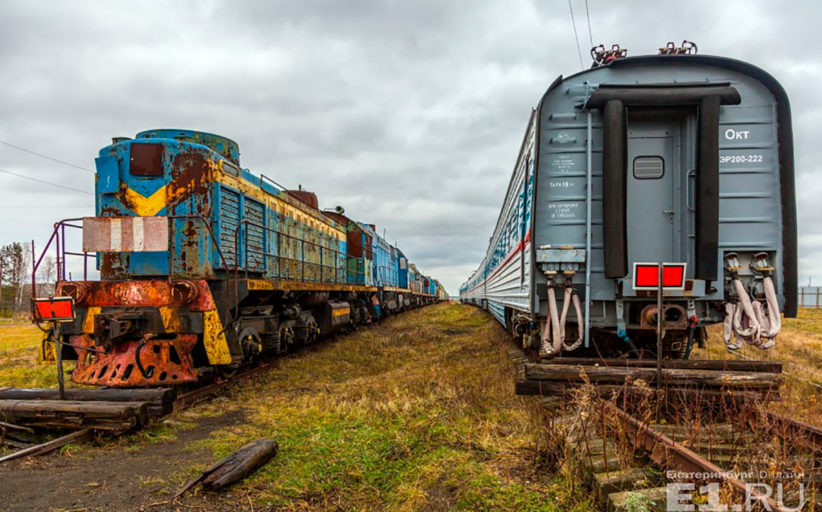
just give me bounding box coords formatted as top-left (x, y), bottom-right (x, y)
top-left (171, 280), bottom-right (199, 304)
top-left (59, 281), bottom-right (89, 305)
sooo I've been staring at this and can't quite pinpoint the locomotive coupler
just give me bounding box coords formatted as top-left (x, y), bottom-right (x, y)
top-left (94, 311), bottom-right (147, 351)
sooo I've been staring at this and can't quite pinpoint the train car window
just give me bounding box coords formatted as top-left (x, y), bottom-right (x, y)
top-left (129, 143), bottom-right (164, 177)
top-left (222, 160), bottom-right (240, 176)
top-left (633, 156), bottom-right (664, 179)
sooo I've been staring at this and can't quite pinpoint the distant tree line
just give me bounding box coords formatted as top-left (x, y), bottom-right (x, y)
top-left (0, 242), bottom-right (55, 317)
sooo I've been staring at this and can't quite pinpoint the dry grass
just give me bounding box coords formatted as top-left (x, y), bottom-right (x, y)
top-left (0, 320), bottom-right (70, 388)
top-left (172, 304), bottom-right (593, 511)
top-left (691, 308), bottom-right (822, 424)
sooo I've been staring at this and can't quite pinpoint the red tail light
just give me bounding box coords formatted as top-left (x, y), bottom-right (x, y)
top-left (32, 297), bottom-right (76, 322)
top-left (633, 263), bottom-right (686, 290)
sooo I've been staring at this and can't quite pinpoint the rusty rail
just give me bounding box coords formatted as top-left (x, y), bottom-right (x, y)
top-left (764, 411), bottom-right (822, 454)
top-left (607, 402), bottom-right (788, 511)
top-left (0, 428), bottom-right (92, 465)
top-left (173, 362), bottom-right (273, 410)
top-left (504, 340), bottom-right (805, 511)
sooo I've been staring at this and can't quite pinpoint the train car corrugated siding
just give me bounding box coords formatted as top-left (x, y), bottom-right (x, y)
top-left (244, 198), bottom-right (266, 272)
top-left (219, 186), bottom-right (240, 268)
top-left (466, 113), bottom-right (536, 319)
top-left (265, 210), bottom-right (281, 279)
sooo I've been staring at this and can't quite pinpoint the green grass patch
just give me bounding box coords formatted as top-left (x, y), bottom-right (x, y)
top-left (0, 322), bottom-right (71, 388)
top-left (181, 304), bottom-right (592, 511)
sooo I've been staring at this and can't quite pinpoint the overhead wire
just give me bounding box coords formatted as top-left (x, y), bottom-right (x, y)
top-left (584, 0), bottom-right (594, 48)
top-left (567, 0), bottom-right (585, 69)
top-left (0, 167), bottom-right (92, 195)
top-left (0, 139), bottom-right (93, 173)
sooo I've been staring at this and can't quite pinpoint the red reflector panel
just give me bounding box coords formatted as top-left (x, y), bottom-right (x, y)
top-left (663, 265), bottom-right (685, 287)
top-left (32, 297), bottom-right (75, 322)
top-left (633, 263), bottom-right (686, 289)
top-left (635, 265), bottom-right (660, 287)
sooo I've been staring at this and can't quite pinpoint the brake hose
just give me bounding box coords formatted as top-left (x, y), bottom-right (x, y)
top-left (135, 334), bottom-right (154, 378)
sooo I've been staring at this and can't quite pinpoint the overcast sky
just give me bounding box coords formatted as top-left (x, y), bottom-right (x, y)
top-left (0, 0), bottom-right (818, 294)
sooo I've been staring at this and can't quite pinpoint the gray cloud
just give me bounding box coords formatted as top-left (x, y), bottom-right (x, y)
top-left (0, 0), bottom-right (816, 293)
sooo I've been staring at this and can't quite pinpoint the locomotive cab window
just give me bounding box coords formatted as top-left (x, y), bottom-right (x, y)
top-left (129, 143), bottom-right (164, 177)
top-left (633, 156), bottom-right (664, 179)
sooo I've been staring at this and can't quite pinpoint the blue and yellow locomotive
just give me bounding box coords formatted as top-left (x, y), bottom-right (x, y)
top-left (45, 129), bottom-right (446, 387)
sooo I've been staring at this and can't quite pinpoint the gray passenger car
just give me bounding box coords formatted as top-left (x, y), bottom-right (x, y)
top-left (460, 52), bottom-right (796, 358)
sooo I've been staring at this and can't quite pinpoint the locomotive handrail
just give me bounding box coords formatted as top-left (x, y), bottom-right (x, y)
top-left (258, 174), bottom-right (289, 196)
top-left (165, 215), bottom-right (234, 277)
top-left (376, 265), bottom-right (399, 288)
top-left (31, 218), bottom-right (90, 297)
top-left (166, 214), bottom-right (236, 327)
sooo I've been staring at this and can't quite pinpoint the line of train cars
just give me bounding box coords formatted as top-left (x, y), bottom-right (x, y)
top-left (42, 129), bottom-right (447, 387)
top-left (460, 45), bottom-right (796, 359)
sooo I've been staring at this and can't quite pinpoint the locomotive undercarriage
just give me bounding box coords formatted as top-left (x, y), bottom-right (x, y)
top-left (508, 298), bottom-right (717, 361)
top-left (54, 279), bottom-right (424, 387)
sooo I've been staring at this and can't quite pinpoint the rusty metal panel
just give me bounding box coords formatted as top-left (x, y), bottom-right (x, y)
top-left (83, 217), bottom-right (168, 252)
top-left (244, 197), bottom-right (265, 272)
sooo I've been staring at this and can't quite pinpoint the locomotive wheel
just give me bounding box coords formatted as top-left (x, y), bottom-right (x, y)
top-left (216, 364), bottom-right (238, 379)
top-left (239, 327), bottom-right (263, 361)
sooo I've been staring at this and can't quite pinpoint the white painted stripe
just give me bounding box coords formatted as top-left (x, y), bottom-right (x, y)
top-left (110, 218), bottom-right (122, 251)
top-left (132, 217), bottom-right (144, 251)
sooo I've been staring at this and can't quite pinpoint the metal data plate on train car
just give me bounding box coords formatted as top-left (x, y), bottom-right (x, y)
top-left (83, 217), bottom-right (169, 252)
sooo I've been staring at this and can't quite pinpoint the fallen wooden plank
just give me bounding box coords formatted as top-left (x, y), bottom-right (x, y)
top-left (176, 439), bottom-right (279, 496)
top-left (0, 420), bottom-right (34, 433)
top-left (663, 368), bottom-right (779, 388)
top-left (0, 429), bottom-right (92, 464)
top-left (0, 387), bottom-right (176, 405)
top-left (523, 364), bottom-right (779, 389)
top-left (545, 358), bottom-right (782, 373)
top-left (515, 379), bottom-right (779, 402)
top-left (1, 438), bottom-right (32, 449)
top-left (0, 400), bottom-right (149, 430)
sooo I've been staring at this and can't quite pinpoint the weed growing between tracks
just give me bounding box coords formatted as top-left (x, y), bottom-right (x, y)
top-left (179, 303), bottom-right (594, 511)
top-left (693, 308), bottom-right (822, 424)
top-left (569, 378), bottom-right (818, 510)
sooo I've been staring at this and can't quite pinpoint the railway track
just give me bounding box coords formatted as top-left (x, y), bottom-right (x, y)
top-left (0, 358), bottom-right (282, 464)
top-left (0, 313), bottom-right (402, 464)
top-left (508, 346), bottom-right (821, 511)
